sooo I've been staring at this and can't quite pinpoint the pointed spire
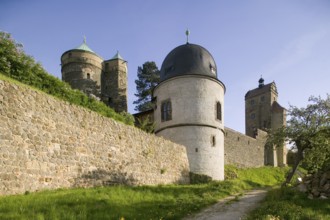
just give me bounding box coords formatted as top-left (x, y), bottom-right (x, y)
top-left (83, 35), bottom-right (86, 44)
top-left (111, 50), bottom-right (124, 60)
top-left (185, 29), bottom-right (190, 44)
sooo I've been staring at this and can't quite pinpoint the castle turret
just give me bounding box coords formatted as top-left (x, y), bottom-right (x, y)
top-left (154, 42), bottom-right (226, 180)
top-left (61, 39), bottom-right (103, 98)
top-left (102, 51), bottom-right (128, 112)
top-left (61, 39), bottom-right (128, 113)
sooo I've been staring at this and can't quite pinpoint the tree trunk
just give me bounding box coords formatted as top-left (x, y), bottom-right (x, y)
top-left (282, 150), bottom-right (303, 187)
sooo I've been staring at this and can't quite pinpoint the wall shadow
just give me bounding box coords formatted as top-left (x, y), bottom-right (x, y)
top-left (73, 169), bottom-right (138, 188)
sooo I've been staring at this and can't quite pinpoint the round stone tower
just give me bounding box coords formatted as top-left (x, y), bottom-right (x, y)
top-left (153, 43), bottom-right (226, 180)
top-left (61, 39), bottom-right (103, 98)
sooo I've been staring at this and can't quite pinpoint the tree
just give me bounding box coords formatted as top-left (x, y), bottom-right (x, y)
top-left (267, 95), bottom-right (330, 186)
top-left (134, 61), bottom-right (160, 112)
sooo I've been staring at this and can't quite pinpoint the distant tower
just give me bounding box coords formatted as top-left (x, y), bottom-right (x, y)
top-left (154, 40), bottom-right (226, 180)
top-left (102, 51), bottom-right (128, 112)
top-left (61, 39), bottom-right (128, 113)
top-left (245, 77), bottom-right (287, 166)
top-left (61, 38), bottom-right (103, 98)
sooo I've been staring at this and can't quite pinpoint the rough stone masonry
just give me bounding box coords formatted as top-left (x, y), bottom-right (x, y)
top-left (0, 79), bottom-right (189, 195)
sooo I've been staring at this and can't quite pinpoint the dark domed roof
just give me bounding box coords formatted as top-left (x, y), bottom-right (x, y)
top-left (160, 43), bottom-right (218, 81)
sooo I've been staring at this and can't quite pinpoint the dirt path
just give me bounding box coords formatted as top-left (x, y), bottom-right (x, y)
top-left (182, 189), bottom-right (267, 220)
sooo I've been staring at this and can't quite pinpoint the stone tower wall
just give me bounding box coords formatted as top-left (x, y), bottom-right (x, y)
top-left (61, 50), bottom-right (103, 97)
top-left (224, 127), bottom-right (267, 167)
top-left (0, 79), bottom-right (189, 196)
top-left (102, 59), bottom-right (128, 112)
top-left (154, 76), bottom-right (225, 180)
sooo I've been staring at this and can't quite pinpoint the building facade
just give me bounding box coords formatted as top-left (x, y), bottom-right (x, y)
top-left (61, 39), bottom-right (127, 112)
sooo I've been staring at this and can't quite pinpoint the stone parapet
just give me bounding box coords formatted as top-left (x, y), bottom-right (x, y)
top-left (224, 127), bottom-right (267, 167)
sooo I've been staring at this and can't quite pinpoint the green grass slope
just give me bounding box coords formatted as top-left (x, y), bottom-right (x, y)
top-left (0, 166), bottom-right (288, 220)
top-left (246, 187), bottom-right (330, 220)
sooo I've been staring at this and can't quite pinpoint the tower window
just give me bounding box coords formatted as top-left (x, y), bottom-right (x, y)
top-left (216, 102), bottom-right (222, 121)
top-left (209, 63), bottom-right (216, 74)
top-left (87, 73), bottom-right (90, 79)
top-left (251, 113), bottom-right (255, 119)
top-left (250, 99), bottom-right (255, 105)
top-left (161, 100), bottom-right (172, 122)
top-left (261, 96), bottom-right (265, 102)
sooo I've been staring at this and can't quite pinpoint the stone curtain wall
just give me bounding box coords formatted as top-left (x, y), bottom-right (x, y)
top-left (0, 80), bottom-right (189, 195)
top-left (224, 127), bottom-right (267, 167)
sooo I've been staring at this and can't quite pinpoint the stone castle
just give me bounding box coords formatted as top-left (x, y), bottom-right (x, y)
top-left (0, 38), bottom-right (288, 195)
top-left (61, 38), bottom-right (287, 181)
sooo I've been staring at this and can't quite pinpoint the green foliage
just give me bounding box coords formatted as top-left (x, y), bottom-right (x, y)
top-left (267, 95), bottom-right (330, 184)
top-left (0, 167), bottom-right (288, 220)
top-left (246, 187), bottom-right (330, 220)
top-left (119, 111), bottom-right (136, 126)
top-left (136, 116), bottom-right (155, 133)
top-left (302, 127), bottom-right (330, 172)
top-left (133, 61), bottom-right (160, 112)
top-left (232, 166), bottom-right (290, 188)
top-left (0, 31), bottom-right (134, 126)
top-left (224, 165), bottom-right (239, 180)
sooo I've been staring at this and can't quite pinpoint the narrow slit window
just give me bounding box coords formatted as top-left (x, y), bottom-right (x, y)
top-left (216, 102), bottom-right (222, 121)
top-left (211, 135), bottom-right (216, 147)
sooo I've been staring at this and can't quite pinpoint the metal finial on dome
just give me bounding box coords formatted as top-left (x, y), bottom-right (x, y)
top-left (185, 29), bottom-right (190, 44)
top-left (258, 75), bottom-right (265, 88)
top-left (83, 35), bottom-right (86, 44)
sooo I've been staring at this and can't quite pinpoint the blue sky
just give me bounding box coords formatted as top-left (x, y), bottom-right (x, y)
top-left (1, 0), bottom-right (329, 133)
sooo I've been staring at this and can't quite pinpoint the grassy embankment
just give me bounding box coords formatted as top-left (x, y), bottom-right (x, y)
top-left (0, 166), bottom-right (287, 220)
top-left (246, 187), bottom-right (330, 220)
top-left (0, 72), bottom-right (134, 126)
